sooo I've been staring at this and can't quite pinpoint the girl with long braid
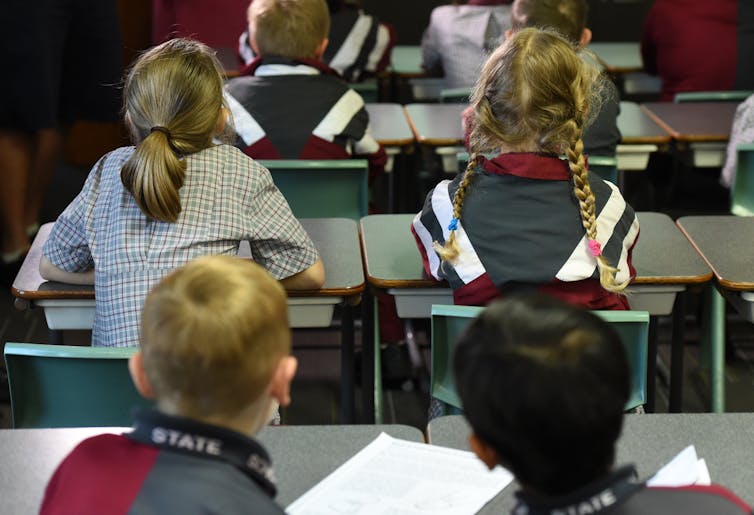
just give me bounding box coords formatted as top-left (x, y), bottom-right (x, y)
top-left (412, 28), bottom-right (639, 309)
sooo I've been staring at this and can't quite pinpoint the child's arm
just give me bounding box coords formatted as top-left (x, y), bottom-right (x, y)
top-left (39, 256), bottom-right (95, 285)
top-left (279, 258), bottom-right (325, 290)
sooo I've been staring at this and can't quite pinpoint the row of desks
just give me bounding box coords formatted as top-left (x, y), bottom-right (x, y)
top-left (16, 213), bottom-right (753, 418)
top-left (5, 413), bottom-right (754, 513)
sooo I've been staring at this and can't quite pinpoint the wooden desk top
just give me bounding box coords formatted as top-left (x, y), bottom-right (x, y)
top-left (360, 212), bottom-right (711, 290)
top-left (588, 42), bottom-right (643, 74)
top-left (641, 102), bottom-right (738, 142)
top-left (403, 103), bottom-right (466, 147)
top-left (677, 216), bottom-right (754, 291)
top-left (0, 424), bottom-right (424, 514)
top-left (365, 103), bottom-right (415, 147)
top-left (427, 413), bottom-right (754, 511)
top-left (389, 45), bottom-right (424, 77)
top-left (618, 101), bottom-right (671, 145)
top-left (12, 218), bottom-right (364, 302)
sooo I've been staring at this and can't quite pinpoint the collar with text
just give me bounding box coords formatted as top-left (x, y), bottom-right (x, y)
top-left (514, 465), bottom-right (643, 515)
top-left (240, 55), bottom-right (342, 79)
top-left (480, 152), bottom-right (573, 181)
top-left (127, 408), bottom-right (277, 497)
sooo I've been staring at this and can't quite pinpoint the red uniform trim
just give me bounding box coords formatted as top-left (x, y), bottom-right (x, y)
top-left (651, 484), bottom-right (752, 513)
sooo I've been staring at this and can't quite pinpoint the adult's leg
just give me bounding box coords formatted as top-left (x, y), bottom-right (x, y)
top-left (0, 131), bottom-right (32, 260)
top-left (25, 128), bottom-right (63, 231)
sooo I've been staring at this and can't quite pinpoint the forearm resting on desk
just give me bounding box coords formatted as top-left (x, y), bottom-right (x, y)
top-left (39, 256), bottom-right (95, 285)
top-left (280, 259), bottom-right (325, 290)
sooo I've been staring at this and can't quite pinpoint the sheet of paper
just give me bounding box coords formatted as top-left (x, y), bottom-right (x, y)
top-left (646, 445), bottom-right (711, 487)
top-left (286, 432), bottom-right (513, 515)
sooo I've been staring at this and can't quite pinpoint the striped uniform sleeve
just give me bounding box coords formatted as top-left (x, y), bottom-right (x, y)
top-left (223, 89), bottom-right (267, 150)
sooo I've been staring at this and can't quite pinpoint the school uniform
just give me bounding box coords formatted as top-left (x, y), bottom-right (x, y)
top-left (514, 466), bottom-right (752, 515)
top-left (583, 78), bottom-right (621, 158)
top-left (412, 153), bottom-right (639, 309)
top-left (40, 409), bottom-right (284, 515)
top-left (224, 56), bottom-right (386, 180)
top-left (238, 6), bottom-right (395, 82)
top-left (43, 144), bottom-right (319, 347)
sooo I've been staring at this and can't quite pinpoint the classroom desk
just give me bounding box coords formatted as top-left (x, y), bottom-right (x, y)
top-left (426, 413), bottom-right (754, 512)
top-left (642, 102), bottom-right (738, 167)
top-left (360, 213), bottom-right (711, 419)
top-left (588, 42), bottom-right (643, 74)
top-left (389, 45), bottom-right (423, 77)
top-left (0, 423), bottom-right (424, 515)
top-left (676, 216), bottom-right (754, 413)
top-left (11, 218), bottom-right (364, 423)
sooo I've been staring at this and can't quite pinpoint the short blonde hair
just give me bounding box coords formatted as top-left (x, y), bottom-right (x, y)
top-left (121, 38), bottom-right (228, 223)
top-left (248, 0), bottom-right (330, 59)
top-left (140, 255), bottom-right (290, 418)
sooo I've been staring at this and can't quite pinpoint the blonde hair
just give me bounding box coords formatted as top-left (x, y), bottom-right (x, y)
top-left (511, 0), bottom-right (588, 43)
top-left (249, 0), bottom-right (330, 59)
top-left (121, 38), bottom-right (227, 223)
top-left (140, 255), bottom-right (290, 419)
top-left (436, 28), bottom-right (627, 293)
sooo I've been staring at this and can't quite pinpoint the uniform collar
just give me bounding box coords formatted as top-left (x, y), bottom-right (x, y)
top-left (127, 408), bottom-right (277, 498)
top-left (480, 152), bottom-right (572, 181)
top-left (513, 465), bottom-right (643, 515)
top-left (240, 55), bottom-right (342, 79)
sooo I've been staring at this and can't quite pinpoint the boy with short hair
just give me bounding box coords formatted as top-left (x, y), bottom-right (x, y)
top-left (40, 256), bottom-right (297, 514)
top-left (454, 295), bottom-right (752, 514)
top-left (225, 0), bottom-right (386, 180)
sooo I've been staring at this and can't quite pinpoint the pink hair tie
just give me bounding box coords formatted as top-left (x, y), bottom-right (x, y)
top-left (588, 239), bottom-right (602, 257)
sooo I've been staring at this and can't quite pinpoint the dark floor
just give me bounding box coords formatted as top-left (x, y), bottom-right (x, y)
top-left (2, 157), bottom-right (754, 431)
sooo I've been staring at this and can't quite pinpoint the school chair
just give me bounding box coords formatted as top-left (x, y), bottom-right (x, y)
top-left (731, 143), bottom-right (754, 216)
top-left (440, 87), bottom-right (472, 103)
top-left (4, 342), bottom-right (150, 428)
top-left (674, 91), bottom-right (754, 103)
top-left (351, 79), bottom-right (379, 103)
top-left (259, 159), bottom-right (368, 220)
top-left (429, 305), bottom-right (649, 418)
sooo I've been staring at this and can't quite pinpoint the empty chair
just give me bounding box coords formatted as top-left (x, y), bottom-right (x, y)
top-left (731, 143), bottom-right (754, 216)
top-left (259, 159), bottom-right (368, 220)
top-left (4, 342), bottom-right (150, 428)
top-left (429, 305), bottom-right (649, 417)
top-left (674, 91), bottom-right (754, 103)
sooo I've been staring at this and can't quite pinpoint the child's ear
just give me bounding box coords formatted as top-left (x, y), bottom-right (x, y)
top-left (504, 28), bottom-right (514, 41)
top-left (579, 28), bottom-right (592, 48)
top-left (268, 356), bottom-right (298, 407)
top-left (128, 351), bottom-right (155, 399)
top-left (469, 432), bottom-right (501, 470)
top-left (250, 33), bottom-right (261, 55)
top-left (314, 38), bottom-right (329, 60)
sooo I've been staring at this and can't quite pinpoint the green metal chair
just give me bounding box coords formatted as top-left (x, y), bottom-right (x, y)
top-left (731, 143), bottom-right (754, 216)
top-left (259, 159), bottom-right (368, 220)
top-left (456, 152), bottom-right (619, 185)
top-left (674, 91), bottom-right (754, 103)
top-left (440, 87), bottom-right (472, 103)
top-left (429, 305), bottom-right (649, 417)
top-left (4, 343), bottom-right (149, 428)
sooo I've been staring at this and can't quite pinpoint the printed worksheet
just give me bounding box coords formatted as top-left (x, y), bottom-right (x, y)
top-left (287, 433), bottom-right (513, 515)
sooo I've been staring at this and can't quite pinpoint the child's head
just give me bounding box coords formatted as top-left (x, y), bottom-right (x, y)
top-left (436, 28), bottom-right (626, 293)
top-left (453, 294), bottom-right (630, 496)
top-left (129, 255), bottom-right (296, 434)
top-left (247, 0), bottom-right (330, 60)
top-left (121, 38), bottom-right (228, 223)
top-left (510, 0), bottom-right (590, 45)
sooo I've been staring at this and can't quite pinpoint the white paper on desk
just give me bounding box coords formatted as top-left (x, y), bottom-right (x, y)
top-left (286, 432), bottom-right (513, 515)
top-left (646, 445), bottom-right (711, 487)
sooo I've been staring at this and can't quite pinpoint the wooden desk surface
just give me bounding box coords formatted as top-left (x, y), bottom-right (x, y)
top-left (360, 212), bottom-right (711, 290)
top-left (427, 413), bottom-right (754, 511)
top-left (365, 103), bottom-right (415, 147)
top-left (642, 102), bottom-right (738, 142)
top-left (588, 42), bottom-right (643, 74)
top-left (677, 216), bottom-right (754, 291)
top-left (0, 424), bottom-right (424, 514)
top-left (618, 101), bottom-right (671, 145)
top-left (12, 218), bottom-right (364, 301)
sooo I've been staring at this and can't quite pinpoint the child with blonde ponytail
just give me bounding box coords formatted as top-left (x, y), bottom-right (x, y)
top-left (412, 28), bottom-right (639, 309)
top-left (41, 38), bottom-right (324, 347)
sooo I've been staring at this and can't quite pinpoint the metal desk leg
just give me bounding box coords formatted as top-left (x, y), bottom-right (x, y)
top-left (339, 301), bottom-right (355, 424)
top-left (707, 284), bottom-right (726, 413)
top-left (360, 291), bottom-right (376, 423)
top-left (669, 292), bottom-right (686, 412)
top-left (646, 316), bottom-right (658, 413)
top-left (373, 297), bottom-right (383, 424)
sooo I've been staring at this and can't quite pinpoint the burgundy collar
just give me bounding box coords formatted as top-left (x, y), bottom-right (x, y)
top-left (481, 152), bottom-right (572, 181)
top-left (239, 55), bottom-right (342, 78)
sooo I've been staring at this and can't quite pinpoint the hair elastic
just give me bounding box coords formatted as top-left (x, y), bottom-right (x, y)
top-left (150, 126), bottom-right (172, 138)
top-left (588, 239), bottom-right (602, 257)
top-left (448, 218), bottom-right (459, 231)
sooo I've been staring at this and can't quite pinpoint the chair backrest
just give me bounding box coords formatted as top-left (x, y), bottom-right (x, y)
top-left (674, 91), bottom-right (754, 103)
top-left (457, 152), bottom-right (619, 185)
top-left (430, 305), bottom-right (649, 414)
top-left (731, 143), bottom-right (754, 216)
top-left (4, 342), bottom-right (150, 428)
top-left (440, 87), bottom-right (472, 103)
top-left (259, 159), bottom-right (368, 220)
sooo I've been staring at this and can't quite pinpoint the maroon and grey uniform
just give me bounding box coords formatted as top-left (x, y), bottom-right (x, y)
top-left (412, 153), bottom-right (639, 309)
top-left (41, 409), bottom-right (284, 515)
top-left (224, 56), bottom-right (386, 180)
top-left (514, 466), bottom-right (752, 515)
